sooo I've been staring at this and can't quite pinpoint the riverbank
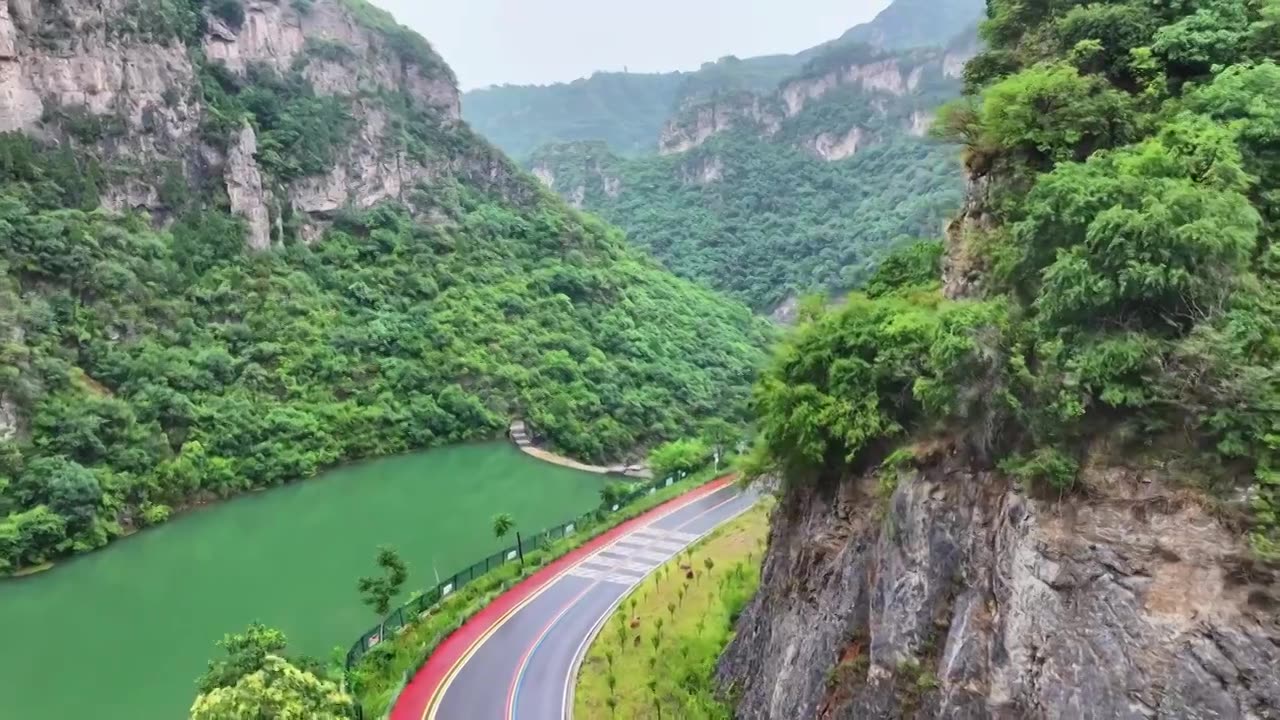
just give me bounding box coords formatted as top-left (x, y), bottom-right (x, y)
top-left (0, 443), bottom-right (606, 720)
top-left (351, 466), bottom-right (735, 717)
top-left (509, 420), bottom-right (652, 477)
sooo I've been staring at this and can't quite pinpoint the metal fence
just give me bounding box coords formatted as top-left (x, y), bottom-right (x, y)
top-left (344, 471), bottom-right (689, 670)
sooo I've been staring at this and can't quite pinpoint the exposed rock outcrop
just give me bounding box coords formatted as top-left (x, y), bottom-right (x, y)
top-left (659, 93), bottom-right (782, 155)
top-left (0, 0), bottom-right (483, 248)
top-left (526, 143), bottom-right (622, 205)
top-left (783, 59), bottom-right (915, 117)
top-left (807, 127), bottom-right (865, 161)
top-left (0, 391), bottom-right (17, 441)
top-left (681, 155), bottom-right (725, 185)
top-left (908, 110), bottom-right (933, 137)
top-left (531, 166), bottom-right (556, 188)
top-left (225, 123), bottom-right (273, 251)
top-left (718, 445), bottom-right (1280, 719)
top-left (658, 44), bottom-right (977, 159)
top-left (943, 169), bottom-right (996, 299)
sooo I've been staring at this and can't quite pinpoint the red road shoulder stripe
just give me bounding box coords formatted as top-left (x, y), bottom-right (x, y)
top-left (389, 475), bottom-right (735, 720)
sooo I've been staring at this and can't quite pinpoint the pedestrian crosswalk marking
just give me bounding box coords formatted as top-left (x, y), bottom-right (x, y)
top-left (598, 546), bottom-right (669, 564)
top-left (563, 520), bottom-right (713, 587)
top-left (612, 536), bottom-right (684, 555)
top-left (581, 557), bottom-right (652, 576)
top-left (631, 527), bottom-right (699, 544)
top-left (565, 566), bottom-right (637, 585)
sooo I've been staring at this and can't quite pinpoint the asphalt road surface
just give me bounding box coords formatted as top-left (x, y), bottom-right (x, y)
top-left (420, 482), bottom-right (756, 720)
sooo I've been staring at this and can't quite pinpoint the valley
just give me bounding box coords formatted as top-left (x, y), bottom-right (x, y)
top-left (0, 0), bottom-right (1277, 717)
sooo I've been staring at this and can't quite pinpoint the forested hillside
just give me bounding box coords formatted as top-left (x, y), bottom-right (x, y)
top-left (748, 0), bottom-right (1280, 566)
top-left (0, 0), bottom-right (769, 574)
top-left (529, 132), bottom-right (961, 312)
top-left (463, 54), bottom-right (808, 160)
top-left (528, 27), bottom-right (978, 312)
top-left (721, 0), bottom-right (1280, 714)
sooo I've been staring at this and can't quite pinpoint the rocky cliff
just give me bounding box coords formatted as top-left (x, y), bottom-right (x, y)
top-left (0, 0), bottom-right (526, 249)
top-left (718, 442), bottom-right (1280, 719)
top-left (659, 40), bottom-right (974, 160)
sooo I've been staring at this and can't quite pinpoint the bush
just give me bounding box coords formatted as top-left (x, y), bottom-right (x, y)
top-left (208, 0), bottom-right (246, 30)
top-left (649, 439), bottom-right (711, 480)
top-left (1000, 448), bottom-right (1079, 492)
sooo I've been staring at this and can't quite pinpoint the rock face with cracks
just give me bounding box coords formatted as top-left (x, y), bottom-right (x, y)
top-left (0, 0), bottom-right (525, 247)
top-left (717, 445), bottom-right (1280, 719)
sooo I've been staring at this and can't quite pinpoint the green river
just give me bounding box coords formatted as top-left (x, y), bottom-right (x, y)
top-left (0, 442), bottom-right (605, 719)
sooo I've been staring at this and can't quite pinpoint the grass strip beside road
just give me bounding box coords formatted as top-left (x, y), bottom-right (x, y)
top-left (350, 465), bottom-right (735, 718)
top-left (574, 497), bottom-right (772, 719)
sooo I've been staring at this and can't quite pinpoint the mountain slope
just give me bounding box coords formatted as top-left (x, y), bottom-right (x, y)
top-left (528, 32), bottom-right (976, 312)
top-left (463, 54), bottom-right (810, 161)
top-left (0, 0), bottom-right (769, 574)
top-left (461, 0), bottom-right (984, 159)
top-left (720, 0), bottom-right (1280, 715)
top-left (836, 0), bottom-right (985, 49)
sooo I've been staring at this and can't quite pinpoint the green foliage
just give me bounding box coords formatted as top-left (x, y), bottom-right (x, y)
top-left (350, 468), bottom-right (725, 716)
top-left (190, 655), bottom-right (354, 720)
top-left (465, 74), bottom-right (688, 160)
top-left (599, 482), bottom-right (630, 509)
top-left (755, 0), bottom-right (1280, 554)
top-left (117, 0), bottom-right (202, 44)
top-left (532, 134), bottom-right (963, 311)
top-left (304, 37), bottom-right (356, 64)
top-left (0, 119), bottom-right (767, 571)
top-left (491, 512), bottom-right (515, 539)
top-left (208, 0), bottom-right (246, 29)
top-left (751, 295), bottom-right (938, 476)
top-left (197, 623), bottom-right (290, 694)
top-left (1000, 448), bottom-right (1079, 492)
top-left (649, 439), bottom-right (711, 480)
top-left (462, 54), bottom-right (811, 160)
top-left (979, 63), bottom-right (1136, 164)
top-left (864, 240), bottom-right (944, 298)
top-left (357, 546), bottom-right (409, 616)
top-left (199, 62), bottom-right (353, 181)
top-left (339, 0), bottom-right (453, 82)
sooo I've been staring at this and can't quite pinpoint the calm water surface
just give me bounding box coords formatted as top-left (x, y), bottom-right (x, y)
top-left (0, 442), bottom-right (604, 719)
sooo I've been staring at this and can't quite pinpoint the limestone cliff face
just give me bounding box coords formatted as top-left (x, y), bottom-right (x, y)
top-left (0, 0), bottom-right (201, 213)
top-left (718, 444), bottom-right (1280, 719)
top-left (806, 127), bottom-right (865, 161)
top-left (659, 92), bottom-right (782, 155)
top-left (0, 0), bottom-right (510, 247)
top-left (659, 46), bottom-right (973, 160)
top-left (527, 142), bottom-right (623, 208)
top-left (781, 58), bottom-right (918, 117)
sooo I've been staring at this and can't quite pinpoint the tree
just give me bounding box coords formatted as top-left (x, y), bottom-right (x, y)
top-left (189, 655), bottom-right (354, 720)
top-left (357, 546), bottom-right (408, 617)
top-left (492, 512), bottom-right (515, 540)
top-left (648, 438), bottom-right (710, 480)
top-left (197, 623), bottom-right (290, 694)
top-left (699, 418), bottom-right (735, 462)
top-left (14, 456), bottom-right (102, 532)
top-left (599, 483), bottom-right (629, 509)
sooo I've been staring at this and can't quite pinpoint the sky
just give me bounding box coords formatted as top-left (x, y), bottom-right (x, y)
top-left (372, 0), bottom-right (892, 90)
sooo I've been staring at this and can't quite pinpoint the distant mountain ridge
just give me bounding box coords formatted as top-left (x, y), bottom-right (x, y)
top-left (462, 0), bottom-right (985, 158)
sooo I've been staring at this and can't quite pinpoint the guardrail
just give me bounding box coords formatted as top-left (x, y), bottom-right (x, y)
top-left (343, 471), bottom-right (691, 670)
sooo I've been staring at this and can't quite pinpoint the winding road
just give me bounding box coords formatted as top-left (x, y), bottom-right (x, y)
top-left (390, 478), bottom-right (756, 720)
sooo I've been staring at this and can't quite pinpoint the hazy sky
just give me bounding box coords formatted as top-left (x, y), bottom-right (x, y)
top-left (373, 0), bottom-right (891, 90)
